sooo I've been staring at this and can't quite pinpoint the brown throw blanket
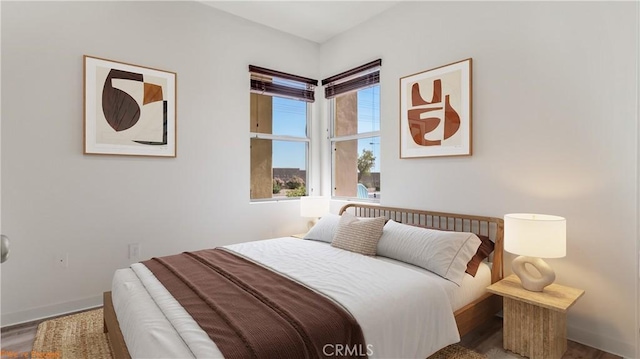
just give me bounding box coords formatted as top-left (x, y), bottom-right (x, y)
top-left (142, 248), bottom-right (367, 359)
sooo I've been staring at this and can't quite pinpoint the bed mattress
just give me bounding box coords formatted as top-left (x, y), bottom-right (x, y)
top-left (112, 237), bottom-right (491, 358)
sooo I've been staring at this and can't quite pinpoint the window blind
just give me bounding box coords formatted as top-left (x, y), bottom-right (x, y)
top-left (249, 65), bottom-right (317, 103)
top-left (321, 59), bottom-right (381, 99)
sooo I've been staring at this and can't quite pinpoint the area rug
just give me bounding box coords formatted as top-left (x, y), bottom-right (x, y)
top-left (428, 344), bottom-right (487, 359)
top-left (33, 308), bottom-right (485, 359)
top-left (32, 308), bottom-right (112, 359)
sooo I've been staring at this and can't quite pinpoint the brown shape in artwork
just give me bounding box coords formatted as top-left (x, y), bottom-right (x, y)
top-left (411, 79), bottom-right (442, 106)
top-left (408, 107), bottom-right (442, 146)
top-left (443, 95), bottom-right (461, 139)
top-left (102, 69), bottom-right (143, 132)
top-left (407, 79), bottom-right (460, 147)
top-left (143, 83), bottom-right (164, 105)
top-left (409, 117), bottom-right (441, 146)
top-left (407, 107), bottom-right (442, 122)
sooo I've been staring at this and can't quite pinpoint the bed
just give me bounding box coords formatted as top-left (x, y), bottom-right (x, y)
top-left (103, 204), bottom-right (504, 358)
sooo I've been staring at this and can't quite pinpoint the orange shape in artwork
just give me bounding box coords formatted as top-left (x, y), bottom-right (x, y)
top-left (443, 95), bottom-right (460, 140)
top-left (411, 79), bottom-right (442, 106)
top-left (407, 80), bottom-right (461, 147)
top-left (408, 108), bottom-right (442, 145)
top-left (410, 117), bottom-right (442, 146)
top-left (143, 83), bottom-right (163, 105)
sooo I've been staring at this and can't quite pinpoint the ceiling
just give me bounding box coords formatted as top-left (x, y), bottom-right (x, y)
top-left (201, 1), bottom-right (401, 43)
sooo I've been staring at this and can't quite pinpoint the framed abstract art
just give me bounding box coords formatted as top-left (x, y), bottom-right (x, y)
top-left (399, 58), bottom-right (471, 158)
top-left (84, 55), bottom-right (177, 157)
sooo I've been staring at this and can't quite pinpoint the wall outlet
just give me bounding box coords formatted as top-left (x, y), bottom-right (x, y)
top-left (129, 243), bottom-right (141, 260)
top-left (55, 253), bottom-right (68, 268)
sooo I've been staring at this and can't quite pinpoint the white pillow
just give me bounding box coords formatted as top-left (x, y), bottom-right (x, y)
top-left (377, 220), bottom-right (481, 285)
top-left (303, 213), bottom-right (341, 243)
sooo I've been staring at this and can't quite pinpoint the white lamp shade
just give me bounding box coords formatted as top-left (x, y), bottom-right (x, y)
top-left (300, 196), bottom-right (330, 218)
top-left (504, 213), bottom-right (566, 258)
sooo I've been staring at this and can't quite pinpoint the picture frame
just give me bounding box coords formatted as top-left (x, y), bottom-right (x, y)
top-left (84, 55), bottom-right (177, 157)
top-left (399, 58), bottom-right (471, 158)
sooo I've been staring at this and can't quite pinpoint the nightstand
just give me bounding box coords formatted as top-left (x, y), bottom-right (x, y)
top-left (487, 274), bottom-right (584, 359)
top-left (291, 233), bottom-right (307, 239)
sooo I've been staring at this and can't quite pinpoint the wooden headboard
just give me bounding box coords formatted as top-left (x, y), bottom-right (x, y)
top-left (339, 203), bottom-right (504, 284)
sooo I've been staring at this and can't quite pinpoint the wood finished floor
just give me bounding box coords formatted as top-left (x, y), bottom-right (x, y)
top-left (458, 316), bottom-right (622, 359)
top-left (0, 312), bottom-right (622, 359)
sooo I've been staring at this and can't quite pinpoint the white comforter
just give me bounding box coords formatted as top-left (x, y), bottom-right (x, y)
top-left (113, 237), bottom-right (461, 358)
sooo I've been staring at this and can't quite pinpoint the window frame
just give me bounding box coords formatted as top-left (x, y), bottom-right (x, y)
top-left (328, 85), bottom-right (381, 202)
top-left (249, 99), bottom-right (311, 202)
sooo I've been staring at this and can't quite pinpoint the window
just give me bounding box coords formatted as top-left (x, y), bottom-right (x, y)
top-left (249, 66), bottom-right (317, 201)
top-left (323, 60), bottom-right (381, 201)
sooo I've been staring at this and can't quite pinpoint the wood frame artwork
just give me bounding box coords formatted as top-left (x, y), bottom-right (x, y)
top-left (84, 55), bottom-right (177, 157)
top-left (400, 58), bottom-right (472, 158)
top-left (104, 204), bottom-right (503, 357)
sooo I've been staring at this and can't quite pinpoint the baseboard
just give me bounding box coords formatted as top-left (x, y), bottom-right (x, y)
top-left (1, 294), bottom-right (102, 328)
top-left (568, 323), bottom-right (637, 358)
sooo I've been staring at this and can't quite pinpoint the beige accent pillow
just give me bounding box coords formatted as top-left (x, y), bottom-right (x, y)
top-left (331, 212), bottom-right (385, 256)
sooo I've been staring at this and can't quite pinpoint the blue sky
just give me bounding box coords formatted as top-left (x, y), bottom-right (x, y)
top-left (272, 86), bottom-right (380, 172)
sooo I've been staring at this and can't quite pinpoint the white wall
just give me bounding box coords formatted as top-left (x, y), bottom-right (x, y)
top-left (0, 1), bottom-right (318, 325)
top-left (321, 2), bottom-right (639, 357)
top-left (2, 1), bottom-right (639, 356)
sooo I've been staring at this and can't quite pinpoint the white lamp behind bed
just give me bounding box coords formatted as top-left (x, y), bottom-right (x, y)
top-left (504, 213), bottom-right (566, 292)
top-left (300, 196), bottom-right (330, 229)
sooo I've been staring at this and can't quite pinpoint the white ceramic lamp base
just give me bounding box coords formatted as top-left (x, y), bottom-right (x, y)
top-left (512, 256), bottom-right (556, 292)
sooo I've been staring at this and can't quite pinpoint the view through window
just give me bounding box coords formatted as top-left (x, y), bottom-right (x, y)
top-left (249, 67), bottom-right (316, 201)
top-left (325, 60), bottom-right (381, 201)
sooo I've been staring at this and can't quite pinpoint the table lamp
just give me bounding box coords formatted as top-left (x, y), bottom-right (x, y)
top-left (504, 213), bottom-right (566, 292)
top-left (300, 196), bottom-right (330, 229)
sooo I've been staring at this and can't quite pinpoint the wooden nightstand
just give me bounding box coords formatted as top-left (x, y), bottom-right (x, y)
top-left (290, 233), bottom-right (307, 239)
top-left (487, 274), bottom-right (584, 359)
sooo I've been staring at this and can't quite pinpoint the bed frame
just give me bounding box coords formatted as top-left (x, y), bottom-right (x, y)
top-left (338, 204), bottom-right (504, 337)
top-left (103, 204), bottom-right (504, 358)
